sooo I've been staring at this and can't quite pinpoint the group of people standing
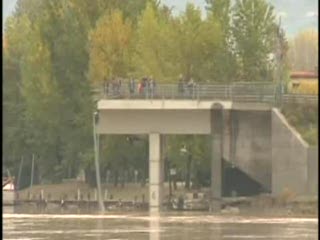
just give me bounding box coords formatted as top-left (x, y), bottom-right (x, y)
top-left (104, 78), bottom-right (122, 96)
top-left (178, 75), bottom-right (196, 97)
top-left (104, 76), bottom-right (157, 97)
top-left (103, 74), bottom-right (197, 98)
top-left (129, 76), bottom-right (156, 97)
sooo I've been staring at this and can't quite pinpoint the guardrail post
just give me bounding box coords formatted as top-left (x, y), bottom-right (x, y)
top-left (171, 86), bottom-right (174, 99)
top-left (197, 84), bottom-right (200, 102)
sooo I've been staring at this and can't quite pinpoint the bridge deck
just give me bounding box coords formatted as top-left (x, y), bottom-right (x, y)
top-left (98, 99), bottom-right (233, 110)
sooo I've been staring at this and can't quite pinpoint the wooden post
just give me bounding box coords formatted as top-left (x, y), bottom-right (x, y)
top-left (94, 188), bottom-right (97, 201)
top-left (104, 189), bottom-right (108, 201)
top-left (30, 154), bottom-right (35, 189)
top-left (41, 189), bottom-right (44, 201)
top-left (17, 156), bottom-right (24, 190)
top-left (77, 188), bottom-right (81, 201)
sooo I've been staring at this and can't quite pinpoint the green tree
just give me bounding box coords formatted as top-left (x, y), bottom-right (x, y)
top-left (10, 0), bottom-right (95, 182)
top-left (133, 2), bottom-right (171, 81)
top-left (3, 0), bottom-right (151, 185)
top-left (3, 17), bottom-right (28, 176)
top-left (100, 135), bottom-right (148, 187)
top-left (287, 29), bottom-right (318, 72)
top-left (167, 135), bottom-right (211, 189)
top-left (89, 10), bottom-right (133, 82)
top-left (169, 3), bottom-right (221, 82)
top-left (205, 0), bottom-right (238, 83)
top-left (232, 0), bottom-right (277, 82)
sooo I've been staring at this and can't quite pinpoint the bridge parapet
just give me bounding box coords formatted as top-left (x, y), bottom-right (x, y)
top-left (92, 82), bottom-right (318, 105)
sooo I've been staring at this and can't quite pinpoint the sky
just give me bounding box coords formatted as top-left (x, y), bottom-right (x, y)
top-left (3, 0), bottom-right (319, 37)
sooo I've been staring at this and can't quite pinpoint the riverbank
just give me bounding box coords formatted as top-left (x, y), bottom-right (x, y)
top-left (16, 181), bottom-right (318, 217)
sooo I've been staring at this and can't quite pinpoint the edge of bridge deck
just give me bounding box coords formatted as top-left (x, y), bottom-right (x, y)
top-left (98, 99), bottom-right (233, 110)
top-left (97, 99), bottom-right (273, 111)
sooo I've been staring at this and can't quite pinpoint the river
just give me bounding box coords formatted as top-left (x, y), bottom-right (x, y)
top-left (3, 206), bottom-right (318, 240)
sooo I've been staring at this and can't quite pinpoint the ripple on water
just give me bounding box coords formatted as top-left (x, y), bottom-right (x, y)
top-left (3, 213), bottom-right (318, 225)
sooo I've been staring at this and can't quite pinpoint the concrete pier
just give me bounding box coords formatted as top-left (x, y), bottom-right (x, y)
top-left (149, 133), bottom-right (163, 212)
top-left (210, 105), bottom-right (224, 212)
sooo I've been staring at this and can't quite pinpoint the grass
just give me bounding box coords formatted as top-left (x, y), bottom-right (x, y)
top-left (281, 102), bottom-right (318, 146)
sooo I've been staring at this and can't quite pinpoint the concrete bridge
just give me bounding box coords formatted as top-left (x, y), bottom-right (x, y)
top-left (95, 98), bottom-right (318, 212)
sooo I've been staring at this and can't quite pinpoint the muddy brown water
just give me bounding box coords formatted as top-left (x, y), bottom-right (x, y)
top-left (3, 206), bottom-right (318, 240)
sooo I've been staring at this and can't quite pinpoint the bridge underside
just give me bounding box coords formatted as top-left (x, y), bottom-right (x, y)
top-left (95, 99), bottom-right (314, 212)
top-left (96, 100), bottom-right (269, 134)
top-left (96, 100), bottom-right (236, 211)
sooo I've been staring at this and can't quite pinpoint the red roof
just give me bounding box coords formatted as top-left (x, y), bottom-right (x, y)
top-left (290, 71), bottom-right (318, 79)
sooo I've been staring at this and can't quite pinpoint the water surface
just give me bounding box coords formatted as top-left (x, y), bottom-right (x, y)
top-left (3, 207), bottom-right (318, 240)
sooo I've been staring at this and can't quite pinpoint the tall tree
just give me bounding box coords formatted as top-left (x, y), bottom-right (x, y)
top-left (205, 0), bottom-right (237, 83)
top-left (169, 3), bottom-right (221, 82)
top-left (89, 10), bottom-right (133, 82)
top-left (287, 29), bottom-right (318, 72)
top-left (232, 0), bottom-right (277, 82)
top-left (206, 0), bottom-right (231, 39)
top-left (3, 16), bottom-right (28, 174)
top-left (133, 2), bottom-right (171, 81)
top-left (8, 0), bottom-right (95, 182)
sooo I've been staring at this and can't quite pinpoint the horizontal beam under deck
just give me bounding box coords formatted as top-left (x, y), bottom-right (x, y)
top-left (96, 109), bottom-right (212, 134)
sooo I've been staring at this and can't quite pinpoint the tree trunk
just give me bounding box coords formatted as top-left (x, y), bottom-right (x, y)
top-left (167, 160), bottom-right (172, 197)
top-left (121, 169), bottom-right (125, 188)
top-left (192, 168), bottom-right (200, 189)
top-left (173, 177), bottom-right (177, 190)
top-left (141, 170), bottom-right (146, 187)
top-left (114, 170), bottom-right (118, 187)
top-left (185, 155), bottom-right (192, 190)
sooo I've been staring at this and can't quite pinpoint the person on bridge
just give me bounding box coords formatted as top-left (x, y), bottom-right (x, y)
top-left (138, 79), bottom-right (144, 95)
top-left (187, 78), bottom-right (195, 98)
top-left (128, 78), bottom-right (135, 96)
top-left (142, 77), bottom-right (148, 97)
top-left (111, 78), bottom-right (117, 95)
top-left (149, 76), bottom-right (156, 98)
top-left (118, 78), bottom-right (122, 95)
top-left (103, 77), bottom-right (109, 96)
top-left (178, 75), bottom-right (184, 97)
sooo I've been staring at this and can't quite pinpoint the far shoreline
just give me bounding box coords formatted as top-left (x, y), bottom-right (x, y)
top-left (9, 181), bottom-right (318, 218)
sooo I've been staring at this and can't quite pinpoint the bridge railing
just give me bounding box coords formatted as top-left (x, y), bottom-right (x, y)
top-left (92, 82), bottom-right (318, 105)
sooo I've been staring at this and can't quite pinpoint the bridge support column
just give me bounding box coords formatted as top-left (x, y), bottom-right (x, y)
top-left (149, 133), bottom-right (163, 212)
top-left (210, 105), bottom-right (224, 212)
